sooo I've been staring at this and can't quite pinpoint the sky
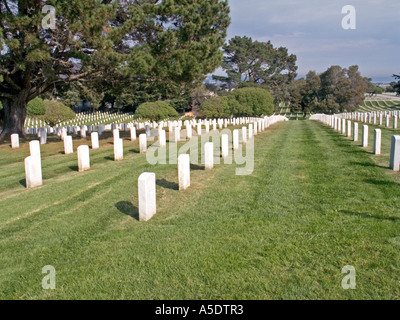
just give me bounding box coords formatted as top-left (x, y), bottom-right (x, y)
top-left (220, 0), bottom-right (400, 82)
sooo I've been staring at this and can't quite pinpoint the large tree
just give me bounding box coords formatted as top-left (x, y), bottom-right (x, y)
top-left (221, 36), bottom-right (297, 93)
top-left (0, 0), bottom-right (230, 139)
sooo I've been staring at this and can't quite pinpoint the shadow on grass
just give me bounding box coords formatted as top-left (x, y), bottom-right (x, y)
top-left (190, 163), bottom-right (205, 171)
top-left (364, 179), bottom-right (400, 187)
top-left (348, 161), bottom-right (388, 169)
top-left (129, 149), bottom-right (140, 154)
top-left (104, 156), bottom-right (114, 161)
top-left (115, 201), bottom-right (139, 220)
top-left (340, 210), bottom-right (400, 222)
top-left (156, 179), bottom-right (179, 190)
top-left (69, 165), bottom-right (79, 171)
top-left (19, 179), bottom-right (26, 187)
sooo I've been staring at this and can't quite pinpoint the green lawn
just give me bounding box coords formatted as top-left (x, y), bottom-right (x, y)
top-left (1, 120), bottom-right (400, 299)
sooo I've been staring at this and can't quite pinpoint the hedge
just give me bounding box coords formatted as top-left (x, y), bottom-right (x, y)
top-left (135, 101), bottom-right (179, 121)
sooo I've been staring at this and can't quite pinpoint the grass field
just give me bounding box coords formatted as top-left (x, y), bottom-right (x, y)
top-left (1, 120), bottom-right (400, 299)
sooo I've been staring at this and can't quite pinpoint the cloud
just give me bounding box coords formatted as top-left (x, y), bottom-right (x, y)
top-left (225, 0), bottom-right (400, 80)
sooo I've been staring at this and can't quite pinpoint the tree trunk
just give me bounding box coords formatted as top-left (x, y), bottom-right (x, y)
top-left (0, 93), bottom-right (28, 141)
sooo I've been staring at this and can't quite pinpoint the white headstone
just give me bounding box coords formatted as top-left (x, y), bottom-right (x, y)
top-left (29, 140), bottom-right (41, 158)
top-left (114, 138), bottom-right (123, 161)
top-left (11, 134), bottom-right (19, 148)
top-left (174, 127), bottom-right (180, 142)
top-left (233, 129), bottom-right (239, 150)
top-left (178, 154), bottom-right (191, 190)
top-left (374, 129), bottom-right (381, 155)
top-left (242, 127), bottom-right (247, 143)
top-left (347, 120), bottom-right (352, 137)
top-left (248, 124), bottom-right (253, 140)
top-left (24, 155), bottom-right (42, 188)
top-left (138, 172), bottom-right (156, 221)
top-left (139, 134), bottom-right (147, 154)
top-left (91, 132), bottom-right (99, 149)
top-left (159, 130), bottom-right (166, 147)
top-left (353, 122), bottom-right (358, 142)
top-left (362, 125), bottom-right (368, 147)
top-left (130, 127), bottom-right (137, 141)
top-left (77, 145), bottom-right (90, 172)
top-left (389, 135), bottom-right (400, 171)
top-left (64, 136), bottom-right (73, 155)
top-left (221, 134), bottom-right (229, 158)
top-left (204, 142), bottom-right (214, 169)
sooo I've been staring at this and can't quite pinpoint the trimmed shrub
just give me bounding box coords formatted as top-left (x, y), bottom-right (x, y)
top-left (230, 87), bottom-right (274, 116)
top-left (43, 100), bottom-right (75, 126)
top-left (200, 96), bottom-right (234, 118)
top-left (27, 97), bottom-right (46, 116)
top-left (135, 101), bottom-right (178, 121)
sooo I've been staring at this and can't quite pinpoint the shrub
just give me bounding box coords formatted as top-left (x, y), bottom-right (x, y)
top-left (27, 97), bottom-right (46, 116)
top-left (0, 100), bottom-right (3, 111)
top-left (230, 87), bottom-right (274, 116)
top-left (43, 100), bottom-right (76, 126)
top-left (135, 101), bottom-right (179, 121)
top-left (200, 96), bottom-right (234, 118)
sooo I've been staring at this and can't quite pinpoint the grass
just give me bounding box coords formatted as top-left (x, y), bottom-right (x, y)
top-left (1, 120), bottom-right (400, 300)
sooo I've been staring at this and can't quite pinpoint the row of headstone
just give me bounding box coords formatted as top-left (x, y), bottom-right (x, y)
top-left (310, 114), bottom-right (400, 172)
top-left (136, 115), bottom-right (290, 221)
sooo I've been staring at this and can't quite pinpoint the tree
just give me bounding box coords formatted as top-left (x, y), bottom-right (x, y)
top-left (230, 87), bottom-right (274, 116)
top-left (393, 74), bottom-right (400, 95)
top-left (135, 101), bottom-right (178, 121)
top-left (222, 36), bottom-right (297, 93)
top-left (0, 0), bottom-right (230, 140)
top-left (42, 100), bottom-right (75, 127)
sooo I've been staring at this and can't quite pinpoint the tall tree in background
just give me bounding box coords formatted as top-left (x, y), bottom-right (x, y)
top-left (221, 36), bottom-right (297, 95)
top-left (0, 0), bottom-right (230, 140)
top-left (393, 74), bottom-right (400, 95)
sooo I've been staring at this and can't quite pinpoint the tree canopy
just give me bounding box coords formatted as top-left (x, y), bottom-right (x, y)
top-left (289, 65), bottom-right (367, 113)
top-left (221, 36), bottom-right (298, 92)
top-left (0, 0), bottom-right (230, 139)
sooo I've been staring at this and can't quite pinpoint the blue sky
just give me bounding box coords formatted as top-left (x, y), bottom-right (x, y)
top-left (221, 0), bottom-right (400, 82)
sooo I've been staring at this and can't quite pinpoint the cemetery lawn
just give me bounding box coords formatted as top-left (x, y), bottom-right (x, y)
top-left (1, 121), bottom-right (400, 300)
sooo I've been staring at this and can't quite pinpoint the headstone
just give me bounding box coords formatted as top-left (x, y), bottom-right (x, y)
top-left (138, 172), bottom-right (156, 221)
top-left (159, 130), bottom-right (166, 147)
top-left (80, 126), bottom-right (86, 138)
top-left (389, 135), bottom-right (400, 171)
top-left (186, 125), bottom-right (192, 139)
top-left (130, 127), bottom-right (136, 141)
top-left (347, 120), bottom-right (352, 137)
top-left (362, 125), bottom-right (368, 147)
top-left (29, 140), bottom-right (41, 158)
top-left (242, 127), bottom-right (247, 143)
top-left (91, 132), bottom-right (99, 149)
top-left (204, 142), bottom-right (214, 169)
top-left (374, 129), bottom-right (381, 155)
top-left (233, 129), bottom-right (239, 150)
top-left (39, 128), bottom-right (47, 144)
top-left (353, 122), bottom-right (358, 142)
top-left (139, 134), bottom-right (147, 153)
top-left (77, 145), bottom-right (90, 172)
top-left (221, 134), bottom-right (229, 158)
top-left (178, 154), bottom-right (191, 190)
top-left (24, 155), bottom-right (42, 188)
top-left (174, 127), bottom-right (180, 142)
top-left (113, 129), bottom-right (119, 141)
top-left (64, 136), bottom-right (73, 155)
top-left (114, 138), bottom-right (123, 161)
top-left (248, 124), bottom-right (253, 140)
top-left (394, 116), bottom-right (398, 129)
top-left (11, 134), bottom-right (19, 149)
